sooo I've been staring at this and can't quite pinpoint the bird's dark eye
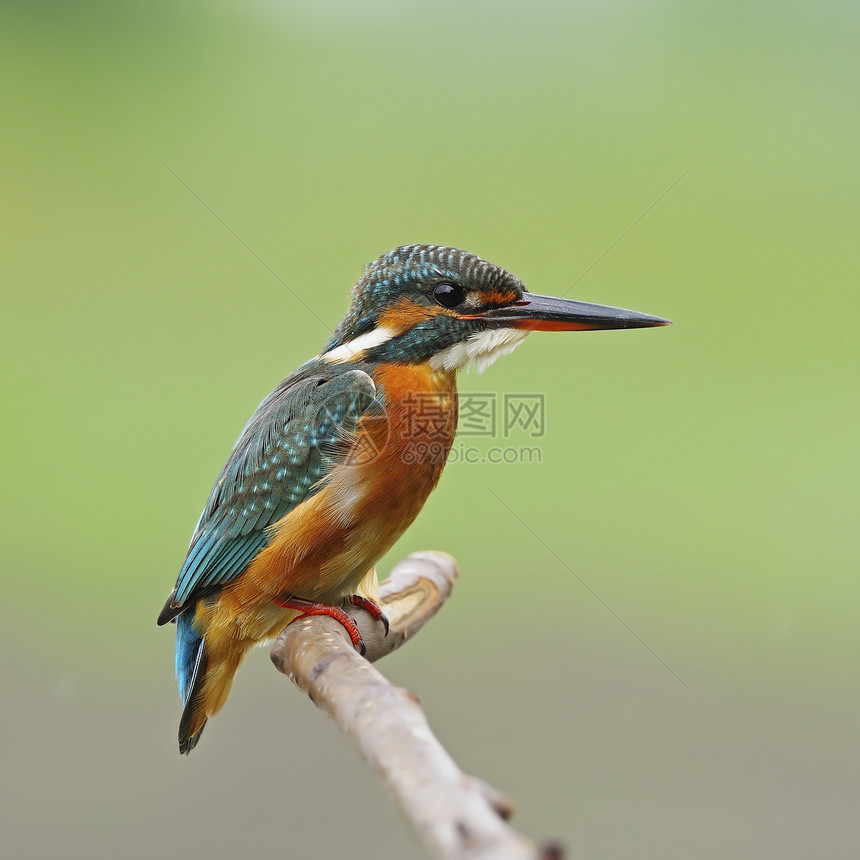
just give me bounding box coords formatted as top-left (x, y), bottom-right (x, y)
top-left (433, 282), bottom-right (466, 309)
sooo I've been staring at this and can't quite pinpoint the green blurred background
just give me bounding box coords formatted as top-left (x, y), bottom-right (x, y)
top-left (2, 1), bottom-right (858, 857)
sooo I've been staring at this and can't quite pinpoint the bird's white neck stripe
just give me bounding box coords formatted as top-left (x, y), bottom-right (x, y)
top-left (323, 326), bottom-right (397, 363)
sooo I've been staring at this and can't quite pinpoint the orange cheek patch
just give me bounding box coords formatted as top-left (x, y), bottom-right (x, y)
top-left (476, 288), bottom-right (520, 307)
top-left (377, 299), bottom-right (440, 333)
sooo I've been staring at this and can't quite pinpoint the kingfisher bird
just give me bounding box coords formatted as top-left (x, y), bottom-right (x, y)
top-left (158, 244), bottom-right (668, 753)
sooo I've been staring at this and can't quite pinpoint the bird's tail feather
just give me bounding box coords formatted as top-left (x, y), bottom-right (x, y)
top-left (175, 611), bottom-right (243, 754)
top-left (176, 611), bottom-right (207, 753)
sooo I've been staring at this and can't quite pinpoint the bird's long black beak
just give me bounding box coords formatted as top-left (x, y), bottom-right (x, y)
top-left (480, 291), bottom-right (671, 331)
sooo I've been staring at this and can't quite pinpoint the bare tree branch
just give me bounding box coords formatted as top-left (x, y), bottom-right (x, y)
top-left (270, 551), bottom-right (563, 860)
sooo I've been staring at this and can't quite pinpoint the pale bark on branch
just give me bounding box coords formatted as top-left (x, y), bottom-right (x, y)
top-left (270, 551), bottom-right (563, 860)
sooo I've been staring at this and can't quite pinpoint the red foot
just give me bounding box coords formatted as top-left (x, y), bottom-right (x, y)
top-left (275, 596), bottom-right (388, 656)
top-left (345, 595), bottom-right (390, 636)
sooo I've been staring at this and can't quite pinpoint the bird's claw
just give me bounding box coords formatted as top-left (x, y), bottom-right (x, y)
top-left (345, 595), bottom-right (390, 637)
top-left (275, 594), bottom-right (390, 653)
top-left (275, 597), bottom-right (368, 655)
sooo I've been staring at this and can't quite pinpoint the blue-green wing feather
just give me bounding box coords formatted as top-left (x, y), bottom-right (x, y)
top-left (158, 364), bottom-right (376, 624)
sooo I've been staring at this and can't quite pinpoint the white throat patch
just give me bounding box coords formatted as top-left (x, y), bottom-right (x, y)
top-left (429, 328), bottom-right (531, 374)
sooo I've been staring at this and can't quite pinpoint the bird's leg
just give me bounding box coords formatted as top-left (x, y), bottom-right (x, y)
top-left (274, 596), bottom-right (368, 655)
top-left (344, 595), bottom-right (390, 636)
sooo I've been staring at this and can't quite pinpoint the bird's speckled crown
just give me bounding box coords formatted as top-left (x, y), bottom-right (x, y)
top-left (326, 244), bottom-right (524, 350)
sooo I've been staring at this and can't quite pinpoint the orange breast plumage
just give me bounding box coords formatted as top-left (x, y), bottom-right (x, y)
top-left (217, 360), bottom-right (458, 624)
